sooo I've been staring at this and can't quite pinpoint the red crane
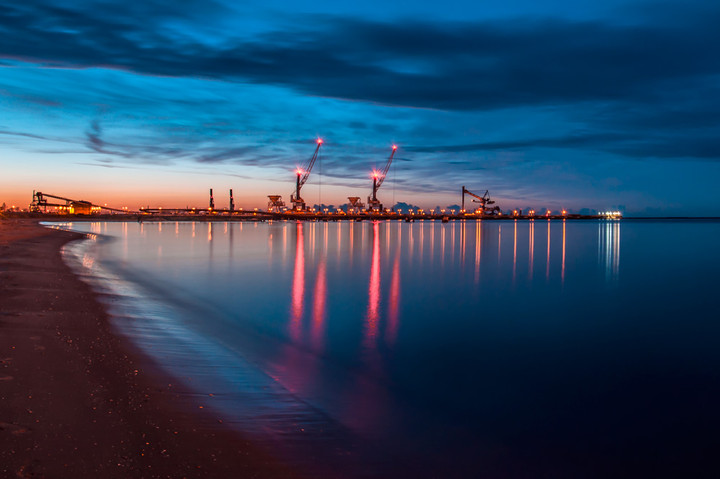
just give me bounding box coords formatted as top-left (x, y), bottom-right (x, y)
top-left (367, 145), bottom-right (397, 211)
top-left (290, 138), bottom-right (323, 211)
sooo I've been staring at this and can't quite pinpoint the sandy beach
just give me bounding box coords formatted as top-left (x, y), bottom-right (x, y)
top-left (0, 218), bottom-right (296, 478)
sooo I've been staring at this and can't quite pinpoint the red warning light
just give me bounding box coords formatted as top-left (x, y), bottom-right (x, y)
top-left (296, 168), bottom-right (304, 175)
top-left (392, 145), bottom-right (397, 150)
top-left (317, 138), bottom-right (323, 145)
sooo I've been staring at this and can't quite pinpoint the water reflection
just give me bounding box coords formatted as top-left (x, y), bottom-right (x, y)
top-left (460, 221), bottom-right (466, 264)
top-left (387, 252), bottom-right (400, 345)
top-left (599, 220), bottom-right (621, 281)
top-left (311, 258), bottom-right (327, 350)
top-left (497, 224), bottom-right (501, 264)
top-left (546, 220), bottom-right (551, 280)
top-left (528, 220), bottom-right (535, 279)
top-left (229, 222), bottom-right (234, 258)
top-left (513, 220), bottom-right (518, 284)
top-left (290, 222), bottom-right (304, 340)
top-left (440, 223), bottom-right (446, 267)
top-left (562, 220), bottom-right (566, 284)
top-left (475, 221), bottom-right (482, 284)
top-left (365, 221), bottom-right (381, 346)
top-left (55, 217), bottom-right (671, 479)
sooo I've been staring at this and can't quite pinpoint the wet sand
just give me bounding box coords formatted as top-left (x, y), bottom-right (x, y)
top-left (0, 219), bottom-right (296, 478)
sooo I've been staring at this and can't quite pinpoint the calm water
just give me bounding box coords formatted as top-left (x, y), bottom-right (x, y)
top-left (56, 219), bottom-right (719, 478)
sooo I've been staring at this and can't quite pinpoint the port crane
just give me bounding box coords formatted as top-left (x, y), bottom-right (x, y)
top-left (290, 138), bottom-right (323, 211)
top-left (367, 145), bottom-right (397, 212)
top-left (461, 186), bottom-right (501, 215)
top-left (30, 191), bottom-right (128, 214)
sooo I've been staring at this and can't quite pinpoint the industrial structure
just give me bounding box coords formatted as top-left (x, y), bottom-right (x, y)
top-left (346, 197), bottom-right (365, 213)
top-left (366, 145), bottom-right (397, 212)
top-left (288, 138), bottom-right (323, 211)
top-left (30, 191), bottom-right (128, 214)
top-left (461, 187), bottom-right (501, 216)
top-left (21, 141), bottom-right (618, 221)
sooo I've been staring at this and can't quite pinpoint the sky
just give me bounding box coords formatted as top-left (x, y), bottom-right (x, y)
top-left (1, 0), bottom-right (719, 215)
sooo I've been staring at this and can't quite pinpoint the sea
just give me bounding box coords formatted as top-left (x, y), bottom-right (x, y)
top-left (51, 219), bottom-right (720, 478)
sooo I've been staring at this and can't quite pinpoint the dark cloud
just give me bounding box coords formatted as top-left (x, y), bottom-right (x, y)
top-left (1, 1), bottom-right (719, 112)
top-left (406, 133), bottom-right (626, 153)
top-left (1, 0), bottom-right (719, 167)
top-left (86, 119), bottom-right (104, 151)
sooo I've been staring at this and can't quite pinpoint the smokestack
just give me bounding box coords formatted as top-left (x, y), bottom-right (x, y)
top-left (209, 188), bottom-right (215, 209)
top-left (229, 189), bottom-right (234, 212)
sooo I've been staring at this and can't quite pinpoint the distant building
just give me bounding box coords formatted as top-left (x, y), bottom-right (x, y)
top-left (67, 201), bottom-right (96, 215)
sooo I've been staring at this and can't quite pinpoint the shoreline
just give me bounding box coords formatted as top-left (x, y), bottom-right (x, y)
top-left (0, 218), bottom-right (296, 478)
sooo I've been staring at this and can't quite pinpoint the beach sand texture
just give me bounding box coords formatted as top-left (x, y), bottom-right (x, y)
top-left (0, 219), bottom-right (295, 478)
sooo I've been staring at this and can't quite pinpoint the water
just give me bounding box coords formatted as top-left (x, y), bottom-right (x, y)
top-left (53, 219), bottom-right (720, 478)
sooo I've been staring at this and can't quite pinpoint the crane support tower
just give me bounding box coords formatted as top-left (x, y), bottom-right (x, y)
top-left (229, 189), bottom-right (234, 212)
top-left (289, 139), bottom-right (323, 211)
top-left (367, 145), bottom-right (397, 212)
top-left (347, 196), bottom-right (365, 213)
top-left (462, 186), bottom-right (501, 216)
top-left (267, 195), bottom-right (285, 212)
top-left (209, 189), bottom-right (215, 210)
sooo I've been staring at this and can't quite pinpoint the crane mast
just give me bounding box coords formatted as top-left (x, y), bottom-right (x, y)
top-left (367, 145), bottom-right (397, 212)
top-left (290, 139), bottom-right (323, 211)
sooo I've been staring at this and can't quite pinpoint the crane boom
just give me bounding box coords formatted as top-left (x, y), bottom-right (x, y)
top-left (367, 145), bottom-right (398, 211)
top-left (376, 145), bottom-right (397, 190)
top-left (36, 191), bottom-right (76, 203)
top-left (290, 138), bottom-right (323, 211)
top-left (461, 186), bottom-right (499, 215)
top-left (298, 139), bottom-right (323, 190)
top-left (462, 187), bottom-right (490, 203)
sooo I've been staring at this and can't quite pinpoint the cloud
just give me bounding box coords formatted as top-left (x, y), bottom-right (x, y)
top-left (1, 2), bottom-right (719, 112)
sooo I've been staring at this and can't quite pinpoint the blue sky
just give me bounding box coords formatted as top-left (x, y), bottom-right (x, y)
top-left (1, 0), bottom-right (719, 214)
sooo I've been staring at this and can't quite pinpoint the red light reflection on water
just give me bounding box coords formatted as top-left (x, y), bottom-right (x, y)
top-left (562, 220), bottom-right (566, 284)
top-left (311, 259), bottom-right (326, 349)
top-left (386, 253), bottom-right (400, 344)
top-left (290, 222), bottom-right (304, 341)
top-left (365, 222), bottom-right (381, 343)
top-left (475, 221), bottom-right (482, 284)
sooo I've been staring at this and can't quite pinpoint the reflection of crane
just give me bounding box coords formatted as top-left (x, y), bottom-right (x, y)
top-left (31, 191), bottom-right (130, 214)
top-left (461, 186), bottom-right (501, 215)
top-left (290, 139), bottom-right (323, 211)
top-left (367, 145), bottom-right (397, 212)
